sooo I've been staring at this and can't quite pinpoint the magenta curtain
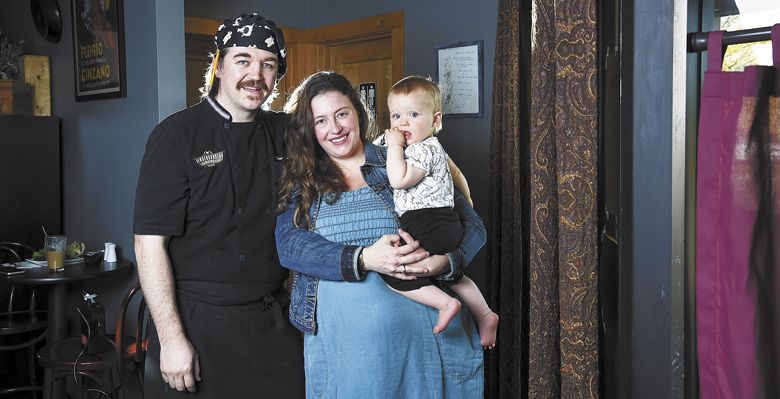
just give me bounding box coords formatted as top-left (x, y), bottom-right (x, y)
top-left (696, 25), bottom-right (780, 399)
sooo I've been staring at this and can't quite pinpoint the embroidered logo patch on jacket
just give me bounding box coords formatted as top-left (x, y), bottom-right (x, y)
top-left (194, 150), bottom-right (224, 167)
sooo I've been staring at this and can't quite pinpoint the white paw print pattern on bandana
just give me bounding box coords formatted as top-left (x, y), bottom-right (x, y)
top-left (265, 36), bottom-right (275, 48)
top-left (238, 25), bottom-right (254, 37)
top-left (222, 31), bottom-right (232, 45)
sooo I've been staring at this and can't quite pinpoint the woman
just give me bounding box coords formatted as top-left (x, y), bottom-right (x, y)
top-left (275, 71), bottom-right (486, 398)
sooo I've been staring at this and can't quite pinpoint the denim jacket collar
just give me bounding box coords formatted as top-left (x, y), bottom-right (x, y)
top-left (363, 142), bottom-right (387, 167)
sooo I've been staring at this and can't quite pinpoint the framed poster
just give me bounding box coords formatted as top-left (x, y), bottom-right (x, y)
top-left (71, 0), bottom-right (126, 101)
top-left (359, 81), bottom-right (377, 117)
top-left (435, 40), bottom-right (483, 118)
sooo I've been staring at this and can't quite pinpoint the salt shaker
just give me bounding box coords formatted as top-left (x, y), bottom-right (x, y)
top-left (104, 242), bottom-right (117, 263)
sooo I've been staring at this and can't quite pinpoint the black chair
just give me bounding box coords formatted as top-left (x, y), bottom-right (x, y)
top-left (36, 294), bottom-right (123, 399)
top-left (114, 282), bottom-right (148, 394)
top-left (36, 336), bottom-right (123, 399)
top-left (0, 242), bottom-right (46, 398)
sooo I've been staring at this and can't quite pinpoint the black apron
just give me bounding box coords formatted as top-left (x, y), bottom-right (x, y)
top-left (143, 282), bottom-right (304, 398)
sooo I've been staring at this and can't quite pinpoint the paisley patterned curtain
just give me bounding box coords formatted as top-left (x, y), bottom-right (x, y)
top-left (486, 0), bottom-right (599, 397)
top-left (485, 0), bottom-right (528, 396)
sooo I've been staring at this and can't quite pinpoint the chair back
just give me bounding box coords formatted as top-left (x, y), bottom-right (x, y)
top-left (0, 242), bottom-right (34, 263)
top-left (115, 282), bottom-right (149, 379)
top-left (0, 243), bottom-right (46, 397)
top-left (0, 242), bottom-right (42, 319)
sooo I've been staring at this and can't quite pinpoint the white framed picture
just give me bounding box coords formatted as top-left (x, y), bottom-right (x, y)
top-left (436, 40), bottom-right (483, 118)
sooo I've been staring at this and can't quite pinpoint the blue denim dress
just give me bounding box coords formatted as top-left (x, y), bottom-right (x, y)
top-left (305, 186), bottom-right (483, 398)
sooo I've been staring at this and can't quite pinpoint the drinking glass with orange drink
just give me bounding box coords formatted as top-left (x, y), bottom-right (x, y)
top-left (44, 235), bottom-right (67, 272)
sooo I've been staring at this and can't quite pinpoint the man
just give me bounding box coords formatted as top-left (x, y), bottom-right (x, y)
top-left (133, 13), bottom-right (304, 398)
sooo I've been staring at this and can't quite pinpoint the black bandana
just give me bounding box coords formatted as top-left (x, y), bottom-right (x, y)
top-left (214, 13), bottom-right (287, 78)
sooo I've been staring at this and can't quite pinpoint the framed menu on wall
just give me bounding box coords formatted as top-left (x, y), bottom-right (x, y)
top-left (435, 40), bottom-right (484, 118)
top-left (71, 0), bottom-right (126, 101)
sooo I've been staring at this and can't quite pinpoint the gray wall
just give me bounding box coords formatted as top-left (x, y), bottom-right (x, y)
top-left (186, 0), bottom-right (499, 286)
top-left (185, 1), bottom-right (309, 27)
top-left (0, 0), bottom-right (186, 328)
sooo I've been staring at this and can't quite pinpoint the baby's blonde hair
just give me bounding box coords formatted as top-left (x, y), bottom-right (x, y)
top-left (388, 75), bottom-right (443, 132)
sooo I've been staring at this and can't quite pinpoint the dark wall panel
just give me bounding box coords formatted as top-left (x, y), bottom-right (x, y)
top-left (0, 116), bottom-right (62, 248)
top-left (628, 0), bottom-right (676, 397)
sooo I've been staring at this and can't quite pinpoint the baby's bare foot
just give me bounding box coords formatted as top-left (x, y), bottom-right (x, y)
top-left (434, 298), bottom-right (462, 333)
top-left (479, 311), bottom-right (499, 349)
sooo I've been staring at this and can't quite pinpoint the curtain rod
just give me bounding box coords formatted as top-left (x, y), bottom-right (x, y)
top-left (687, 25), bottom-right (772, 53)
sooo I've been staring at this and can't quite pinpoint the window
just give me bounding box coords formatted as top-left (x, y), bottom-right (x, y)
top-left (719, 0), bottom-right (780, 71)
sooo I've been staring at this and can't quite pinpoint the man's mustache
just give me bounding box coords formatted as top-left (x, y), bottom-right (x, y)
top-left (238, 80), bottom-right (270, 91)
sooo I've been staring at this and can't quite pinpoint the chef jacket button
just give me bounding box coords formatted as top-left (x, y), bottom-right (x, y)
top-left (239, 255), bottom-right (246, 262)
top-left (237, 207), bottom-right (244, 215)
top-left (267, 255), bottom-right (275, 262)
top-left (223, 122), bottom-right (230, 129)
top-left (265, 208), bottom-right (271, 215)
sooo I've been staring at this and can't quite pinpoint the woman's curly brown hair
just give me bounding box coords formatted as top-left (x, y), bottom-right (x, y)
top-left (277, 71), bottom-right (376, 228)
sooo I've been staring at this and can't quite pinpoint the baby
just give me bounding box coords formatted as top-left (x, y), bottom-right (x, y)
top-left (383, 75), bottom-right (498, 349)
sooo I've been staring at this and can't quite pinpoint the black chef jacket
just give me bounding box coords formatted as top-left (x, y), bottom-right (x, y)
top-left (133, 96), bottom-right (288, 301)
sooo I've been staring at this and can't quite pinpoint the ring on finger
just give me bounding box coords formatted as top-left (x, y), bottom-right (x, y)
top-left (402, 265), bottom-right (407, 274)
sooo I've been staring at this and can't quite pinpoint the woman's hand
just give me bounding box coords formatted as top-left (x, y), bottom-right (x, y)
top-left (362, 229), bottom-right (430, 280)
top-left (397, 229), bottom-right (450, 277)
top-left (404, 254), bottom-right (450, 277)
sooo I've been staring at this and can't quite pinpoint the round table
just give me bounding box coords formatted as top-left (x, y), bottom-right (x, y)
top-left (5, 259), bottom-right (132, 399)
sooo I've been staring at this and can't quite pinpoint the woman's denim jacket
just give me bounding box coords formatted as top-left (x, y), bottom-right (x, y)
top-left (275, 143), bottom-right (487, 334)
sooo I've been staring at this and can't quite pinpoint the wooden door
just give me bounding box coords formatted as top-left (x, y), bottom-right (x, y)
top-left (327, 37), bottom-right (394, 131)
